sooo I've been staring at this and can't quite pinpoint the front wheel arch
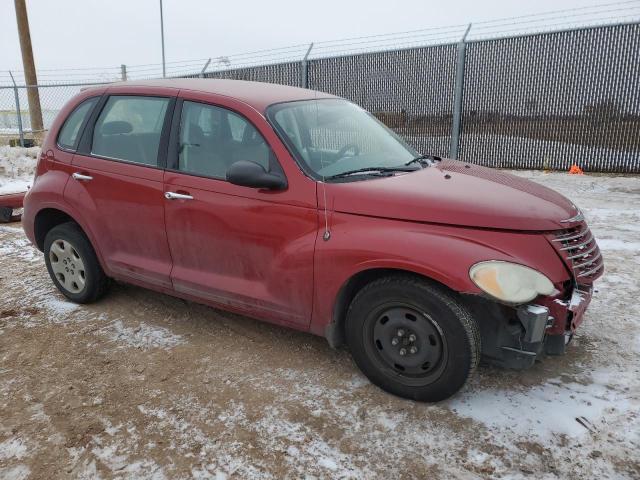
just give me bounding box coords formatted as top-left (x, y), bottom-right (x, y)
top-left (327, 268), bottom-right (465, 348)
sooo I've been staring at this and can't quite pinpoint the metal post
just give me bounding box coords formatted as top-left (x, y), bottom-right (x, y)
top-left (8, 71), bottom-right (25, 147)
top-left (449, 23), bottom-right (472, 159)
top-left (199, 58), bottom-right (211, 78)
top-left (121, 64), bottom-right (127, 81)
top-left (159, 0), bottom-right (166, 78)
top-left (300, 43), bottom-right (314, 89)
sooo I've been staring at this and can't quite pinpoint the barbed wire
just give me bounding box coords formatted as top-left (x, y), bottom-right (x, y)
top-left (1, 0), bottom-right (638, 85)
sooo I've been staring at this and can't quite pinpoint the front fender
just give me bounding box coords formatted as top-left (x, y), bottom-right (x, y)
top-left (309, 211), bottom-right (570, 336)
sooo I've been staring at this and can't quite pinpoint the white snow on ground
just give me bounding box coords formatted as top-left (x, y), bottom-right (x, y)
top-left (0, 146), bottom-right (39, 195)
top-left (0, 226), bottom-right (185, 350)
top-left (101, 318), bottom-right (185, 350)
top-left (0, 438), bottom-right (27, 460)
top-left (597, 238), bottom-right (640, 251)
top-left (450, 369), bottom-right (632, 439)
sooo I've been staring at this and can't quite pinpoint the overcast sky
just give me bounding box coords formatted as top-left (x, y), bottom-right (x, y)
top-left (0, 0), bottom-right (625, 75)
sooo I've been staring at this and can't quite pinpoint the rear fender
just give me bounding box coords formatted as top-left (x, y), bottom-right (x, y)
top-left (25, 187), bottom-right (110, 276)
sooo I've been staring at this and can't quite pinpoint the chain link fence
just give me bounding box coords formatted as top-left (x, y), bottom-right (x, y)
top-left (308, 45), bottom-right (458, 158)
top-left (458, 22), bottom-right (640, 172)
top-left (0, 83), bottom-right (105, 141)
top-left (1, 21), bottom-right (638, 172)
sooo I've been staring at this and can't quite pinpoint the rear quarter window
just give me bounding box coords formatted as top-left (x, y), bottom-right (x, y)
top-left (57, 97), bottom-right (99, 151)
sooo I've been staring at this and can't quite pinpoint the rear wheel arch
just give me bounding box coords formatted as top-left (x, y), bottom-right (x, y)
top-left (33, 208), bottom-right (104, 271)
top-left (327, 267), bottom-right (467, 348)
top-left (34, 208), bottom-right (75, 251)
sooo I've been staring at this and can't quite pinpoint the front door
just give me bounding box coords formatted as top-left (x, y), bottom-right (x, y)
top-left (65, 91), bottom-right (175, 289)
top-left (163, 96), bottom-right (317, 327)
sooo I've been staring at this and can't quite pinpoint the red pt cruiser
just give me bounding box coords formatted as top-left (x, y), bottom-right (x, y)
top-left (22, 79), bottom-right (603, 401)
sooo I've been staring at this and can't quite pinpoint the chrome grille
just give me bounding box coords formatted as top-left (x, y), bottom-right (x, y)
top-left (552, 223), bottom-right (604, 282)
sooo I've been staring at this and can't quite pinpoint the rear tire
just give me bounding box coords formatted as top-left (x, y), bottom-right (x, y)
top-left (345, 275), bottom-right (480, 402)
top-left (44, 222), bottom-right (109, 303)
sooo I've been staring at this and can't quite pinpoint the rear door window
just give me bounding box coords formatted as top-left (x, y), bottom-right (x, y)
top-left (57, 97), bottom-right (99, 151)
top-left (92, 96), bottom-right (170, 166)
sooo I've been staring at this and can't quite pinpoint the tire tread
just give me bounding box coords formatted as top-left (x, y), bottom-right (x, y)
top-left (44, 221), bottom-right (109, 303)
top-left (346, 274), bottom-right (481, 400)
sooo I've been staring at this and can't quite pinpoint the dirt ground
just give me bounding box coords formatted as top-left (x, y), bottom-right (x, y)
top-left (1, 171), bottom-right (639, 479)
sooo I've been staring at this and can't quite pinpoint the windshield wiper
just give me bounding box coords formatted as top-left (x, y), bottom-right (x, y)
top-left (405, 154), bottom-right (435, 167)
top-left (325, 166), bottom-right (416, 180)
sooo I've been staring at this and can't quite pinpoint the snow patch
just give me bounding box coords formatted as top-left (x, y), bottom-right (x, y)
top-left (450, 367), bottom-right (634, 441)
top-left (0, 465), bottom-right (30, 480)
top-left (0, 438), bottom-right (27, 460)
top-left (0, 146), bottom-right (38, 194)
top-left (38, 297), bottom-right (80, 317)
top-left (103, 320), bottom-right (184, 350)
top-left (0, 228), bottom-right (39, 262)
top-left (597, 238), bottom-right (640, 252)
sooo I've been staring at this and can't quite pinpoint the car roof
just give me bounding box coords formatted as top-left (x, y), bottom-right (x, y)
top-left (111, 78), bottom-right (338, 112)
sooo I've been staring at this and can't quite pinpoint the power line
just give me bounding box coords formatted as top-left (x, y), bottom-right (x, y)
top-left (1, 0), bottom-right (638, 83)
top-left (471, 0), bottom-right (639, 25)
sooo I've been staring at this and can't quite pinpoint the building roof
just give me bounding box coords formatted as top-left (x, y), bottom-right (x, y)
top-left (113, 78), bottom-right (337, 112)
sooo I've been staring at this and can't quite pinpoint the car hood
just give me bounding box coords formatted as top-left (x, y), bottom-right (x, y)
top-left (323, 159), bottom-right (578, 231)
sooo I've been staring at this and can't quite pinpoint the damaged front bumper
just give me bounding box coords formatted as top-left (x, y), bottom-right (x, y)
top-left (467, 285), bottom-right (594, 370)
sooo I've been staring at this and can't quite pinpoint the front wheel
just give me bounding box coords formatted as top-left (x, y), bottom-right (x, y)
top-left (345, 275), bottom-right (480, 402)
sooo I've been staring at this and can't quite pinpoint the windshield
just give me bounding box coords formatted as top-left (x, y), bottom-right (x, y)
top-left (267, 99), bottom-right (419, 180)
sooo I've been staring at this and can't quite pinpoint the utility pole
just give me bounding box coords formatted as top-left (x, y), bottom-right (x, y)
top-left (159, 0), bottom-right (166, 78)
top-left (14, 0), bottom-right (43, 135)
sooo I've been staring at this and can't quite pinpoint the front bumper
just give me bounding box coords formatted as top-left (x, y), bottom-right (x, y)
top-left (546, 285), bottom-right (593, 334)
top-left (501, 286), bottom-right (593, 368)
top-left (468, 284), bottom-right (595, 370)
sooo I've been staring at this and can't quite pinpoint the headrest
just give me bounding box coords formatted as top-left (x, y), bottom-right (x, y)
top-left (100, 121), bottom-right (133, 135)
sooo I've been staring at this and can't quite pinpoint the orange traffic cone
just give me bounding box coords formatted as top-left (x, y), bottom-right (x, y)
top-left (569, 164), bottom-right (584, 175)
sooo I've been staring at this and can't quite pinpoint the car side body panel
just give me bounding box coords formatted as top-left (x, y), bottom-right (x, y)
top-left (162, 174), bottom-right (318, 327)
top-left (23, 80), bottom-right (595, 356)
top-left (62, 85), bottom-right (179, 289)
top-left (65, 156), bottom-right (173, 289)
top-left (161, 90), bottom-right (319, 327)
top-left (309, 208), bottom-right (571, 336)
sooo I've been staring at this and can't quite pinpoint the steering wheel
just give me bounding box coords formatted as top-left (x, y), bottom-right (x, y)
top-left (335, 144), bottom-right (360, 162)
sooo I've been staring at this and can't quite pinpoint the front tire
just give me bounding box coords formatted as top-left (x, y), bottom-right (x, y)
top-left (345, 275), bottom-right (480, 402)
top-left (44, 222), bottom-right (109, 303)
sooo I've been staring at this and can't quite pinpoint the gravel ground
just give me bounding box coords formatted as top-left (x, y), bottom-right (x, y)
top-left (0, 170), bottom-right (639, 479)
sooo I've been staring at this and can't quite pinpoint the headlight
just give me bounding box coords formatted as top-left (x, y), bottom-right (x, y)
top-left (469, 261), bottom-right (554, 304)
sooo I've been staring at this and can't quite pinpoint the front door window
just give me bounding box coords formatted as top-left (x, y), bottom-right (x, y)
top-left (178, 101), bottom-right (272, 179)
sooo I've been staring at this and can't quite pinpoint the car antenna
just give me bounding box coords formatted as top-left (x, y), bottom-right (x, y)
top-left (315, 88), bottom-right (331, 241)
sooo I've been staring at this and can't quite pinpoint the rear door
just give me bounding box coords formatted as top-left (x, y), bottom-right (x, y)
top-left (162, 93), bottom-right (318, 327)
top-left (64, 87), bottom-right (176, 289)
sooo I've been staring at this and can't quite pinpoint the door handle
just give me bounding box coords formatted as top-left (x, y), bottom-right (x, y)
top-left (164, 191), bottom-right (194, 200)
top-left (72, 172), bottom-right (93, 181)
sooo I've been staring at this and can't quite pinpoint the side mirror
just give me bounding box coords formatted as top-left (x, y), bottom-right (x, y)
top-left (226, 160), bottom-right (287, 190)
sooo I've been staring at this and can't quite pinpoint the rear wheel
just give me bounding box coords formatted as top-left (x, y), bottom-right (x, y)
top-left (345, 275), bottom-right (480, 402)
top-left (44, 222), bottom-right (109, 303)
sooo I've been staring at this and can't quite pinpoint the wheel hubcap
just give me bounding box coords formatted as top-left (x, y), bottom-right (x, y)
top-left (49, 239), bottom-right (86, 294)
top-left (372, 306), bottom-right (445, 378)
